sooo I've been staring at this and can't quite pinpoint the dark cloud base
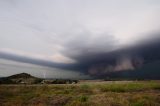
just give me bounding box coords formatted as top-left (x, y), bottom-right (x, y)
top-left (0, 38), bottom-right (160, 79)
top-left (96, 61), bottom-right (160, 80)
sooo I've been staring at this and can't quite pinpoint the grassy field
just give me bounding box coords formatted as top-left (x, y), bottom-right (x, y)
top-left (0, 81), bottom-right (160, 106)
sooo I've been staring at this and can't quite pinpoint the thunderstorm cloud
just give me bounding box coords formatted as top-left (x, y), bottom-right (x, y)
top-left (0, 0), bottom-right (160, 79)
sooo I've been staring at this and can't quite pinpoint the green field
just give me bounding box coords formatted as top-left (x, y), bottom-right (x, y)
top-left (0, 81), bottom-right (160, 106)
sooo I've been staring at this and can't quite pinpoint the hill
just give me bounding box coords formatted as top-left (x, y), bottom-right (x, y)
top-left (8, 73), bottom-right (35, 79)
top-left (0, 73), bottom-right (78, 84)
top-left (0, 73), bottom-right (42, 84)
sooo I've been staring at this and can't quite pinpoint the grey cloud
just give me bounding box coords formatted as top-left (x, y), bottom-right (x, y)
top-left (0, 0), bottom-right (160, 78)
top-left (88, 56), bottom-right (143, 76)
top-left (61, 29), bottom-right (117, 59)
top-left (0, 51), bottom-right (78, 70)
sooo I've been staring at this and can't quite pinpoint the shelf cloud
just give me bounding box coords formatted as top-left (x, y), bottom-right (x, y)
top-left (0, 0), bottom-right (160, 78)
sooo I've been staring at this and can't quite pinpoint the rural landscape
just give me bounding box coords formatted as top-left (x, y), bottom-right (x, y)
top-left (0, 73), bottom-right (160, 106)
top-left (1, 0), bottom-right (160, 106)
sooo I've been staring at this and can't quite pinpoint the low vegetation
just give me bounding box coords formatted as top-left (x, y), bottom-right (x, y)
top-left (0, 81), bottom-right (160, 106)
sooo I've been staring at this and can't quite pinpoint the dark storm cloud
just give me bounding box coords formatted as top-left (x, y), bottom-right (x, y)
top-left (0, 0), bottom-right (160, 78)
top-left (1, 34), bottom-right (160, 76)
top-left (62, 31), bottom-right (117, 59)
top-left (75, 37), bottom-right (160, 77)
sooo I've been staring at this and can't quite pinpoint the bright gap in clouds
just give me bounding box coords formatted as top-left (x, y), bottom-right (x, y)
top-left (0, 59), bottom-right (89, 79)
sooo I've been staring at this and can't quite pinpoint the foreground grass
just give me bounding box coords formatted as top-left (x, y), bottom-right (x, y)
top-left (0, 81), bottom-right (160, 106)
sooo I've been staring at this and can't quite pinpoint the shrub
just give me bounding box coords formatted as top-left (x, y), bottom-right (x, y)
top-left (78, 95), bottom-right (88, 102)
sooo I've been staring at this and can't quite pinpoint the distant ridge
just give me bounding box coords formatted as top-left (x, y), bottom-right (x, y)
top-left (8, 73), bottom-right (35, 79)
top-left (0, 73), bottom-right (42, 84)
top-left (0, 73), bottom-right (79, 84)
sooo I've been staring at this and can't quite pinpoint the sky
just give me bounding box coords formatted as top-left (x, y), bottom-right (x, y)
top-left (0, 0), bottom-right (160, 79)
